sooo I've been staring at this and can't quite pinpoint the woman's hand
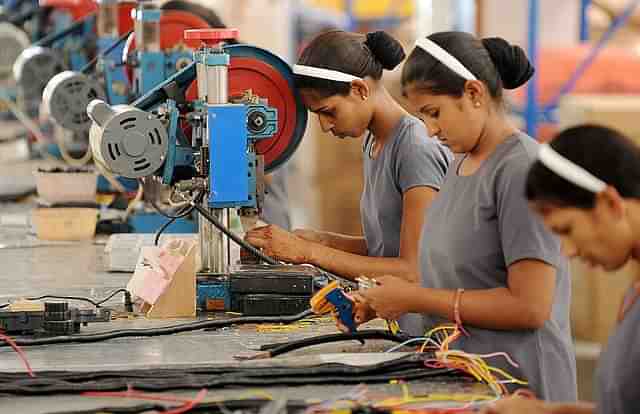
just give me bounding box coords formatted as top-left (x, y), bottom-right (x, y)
top-left (292, 229), bottom-right (330, 246)
top-left (335, 292), bottom-right (377, 333)
top-left (358, 275), bottom-right (416, 320)
top-left (245, 225), bottom-right (313, 263)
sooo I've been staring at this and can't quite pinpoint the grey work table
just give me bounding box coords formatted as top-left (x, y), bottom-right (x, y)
top-left (0, 161), bottom-right (489, 414)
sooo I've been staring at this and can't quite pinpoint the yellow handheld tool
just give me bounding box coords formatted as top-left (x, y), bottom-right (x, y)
top-left (310, 281), bottom-right (358, 333)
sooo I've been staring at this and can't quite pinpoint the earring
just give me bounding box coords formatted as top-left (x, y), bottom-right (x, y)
top-left (474, 101), bottom-right (481, 108)
top-left (362, 95), bottom-right (367, 101)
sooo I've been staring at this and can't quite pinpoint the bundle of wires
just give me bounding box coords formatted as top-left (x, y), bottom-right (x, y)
top-left (387, 323), bottom-right (527, 399)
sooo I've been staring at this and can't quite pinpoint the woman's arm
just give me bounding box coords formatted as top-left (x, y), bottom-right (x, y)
top-left (360, 258), bottom-right (556, 330)
top-left (245, 186), bottom-right (438, 282)
top-left (292, 229), bottom-right (368, 256)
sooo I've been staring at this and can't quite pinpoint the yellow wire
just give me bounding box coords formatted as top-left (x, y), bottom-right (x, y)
top-left (237, 390), bottom-right (274, 401)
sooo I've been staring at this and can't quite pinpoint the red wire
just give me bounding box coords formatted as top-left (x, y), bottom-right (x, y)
top-left (164, 389), bottom-right (207, 414)
top-left (0, 331), bottom-right (35, 377)
top-left (82, 390), bottom-right (192, 403)
top-left (83, 387), bottom-right (208, 413)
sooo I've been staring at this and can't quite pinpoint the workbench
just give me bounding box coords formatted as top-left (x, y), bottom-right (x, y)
top-left (0, 159), bottom-right (491, 414)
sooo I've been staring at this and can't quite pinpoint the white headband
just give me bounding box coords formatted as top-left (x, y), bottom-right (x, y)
top-left (538, 144), bottom-right (606, 194)
top-left (414, 37), bottom-right (477, 81)
top-left (293, 64), bottom-right (362, 83)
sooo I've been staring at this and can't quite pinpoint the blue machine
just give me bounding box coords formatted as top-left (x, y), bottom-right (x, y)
top-left (87, 28), bottom-right (307, 271)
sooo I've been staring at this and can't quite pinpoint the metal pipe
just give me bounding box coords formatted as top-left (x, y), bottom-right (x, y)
top-left (525, 0), bottom-right (538, 138)
top-left (206, 65), bottom-right (228, 105)
top-left (134, 3), bottom-right (160, 53)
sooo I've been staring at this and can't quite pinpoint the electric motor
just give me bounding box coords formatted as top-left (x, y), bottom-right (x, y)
top-left (42, 71), bottom-right (106, 132)
top-left (88, 99), bottom-right (168, 178)
top-left (13, 46), bottom-right (65, 101)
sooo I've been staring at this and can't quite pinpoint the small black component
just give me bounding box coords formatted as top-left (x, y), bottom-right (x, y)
top-left (232, 294), bottom-right (311, 316)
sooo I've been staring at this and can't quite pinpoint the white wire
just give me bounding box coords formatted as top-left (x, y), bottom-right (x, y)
top-left (385, 337), bottom-right (441, 353)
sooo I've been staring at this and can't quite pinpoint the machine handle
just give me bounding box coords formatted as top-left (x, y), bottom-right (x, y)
top-left (184, 28), bottom-right (239, 46)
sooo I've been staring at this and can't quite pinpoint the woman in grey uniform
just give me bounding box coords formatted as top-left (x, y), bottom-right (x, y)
top-left (484, 126), bottom-right (640, 414)
top-left (245, 31), bottom-right (452, 291)
top-left (353, 32), bottom-right (576, 401)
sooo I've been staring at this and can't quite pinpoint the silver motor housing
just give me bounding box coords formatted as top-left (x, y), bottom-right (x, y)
top-left (43, 71), bottom-right (106, 133)
top-left (13, 46), bottom-right (65, 102)
top-left (88, 100), bottom-right (169, 178)
top-left (0, 22), bottom-right (29, 81)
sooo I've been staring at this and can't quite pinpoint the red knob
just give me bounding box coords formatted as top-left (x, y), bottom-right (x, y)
top-left (184, 28), bottom-right (239, 45)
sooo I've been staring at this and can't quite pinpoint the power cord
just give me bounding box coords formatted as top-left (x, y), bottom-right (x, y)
top-left (190, 201), bottom-right (353, 285)
top-left (252, 330), bottom-right (412, 359)
top-left (190, 201), bottom-right (279, 266)
top-left (0, 310), bottom-right (314, 347)
top-left (0, 289), bottom-right (131, 310)
top-left (150, 189), bottom-right (203, 246)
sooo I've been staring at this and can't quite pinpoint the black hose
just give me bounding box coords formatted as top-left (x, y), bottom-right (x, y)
top-left (191, 201), bottom-right (352, 285)
top-left (1, 310), bottom-right (314, 347)
top-left (191, 201), bottom-right (279, 265)
top-left (261, 330), bottom-right (412, 357)
top-left (80, 29), bottom-right (133, 74)
top-left (52, 399), bottom-right (312, 414)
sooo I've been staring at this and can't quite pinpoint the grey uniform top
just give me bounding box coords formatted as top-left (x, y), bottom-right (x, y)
top-left (262, 166), bottom-right (291, 230)
top-left (596, 285), bottom-right (640, 414)
top-left (361, 115), bottom-right (452, 336)
top-left (419, 133), bottom-right (577, 401)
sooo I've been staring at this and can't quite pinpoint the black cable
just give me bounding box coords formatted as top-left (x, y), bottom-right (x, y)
top-left (150, 190), bottom-right (203, 245)
top-left (259, 330), bottom-right (412, 358)
top-left (191, 201), bottom-right (279, 266)
top-left (0, 309), bottom-right (314, 347)
top-left (53, 399), bottom-right (314, 414)
top-left (191, 201), bottom-right (352, 284)
top-left (95, 288), bottom-right (129, 306)
top-left (1, 289), bottom-right (131, 310)
top-left (0, 355), bottom-right (460, 396)
top-left (80, 29), bottom-right (133, 74)
top-left (150, 198), bottom-right (197, 220)
top-left (24, 294), bottom-right (99, 307)
top-left (153, 216), bottom-right (177, 246)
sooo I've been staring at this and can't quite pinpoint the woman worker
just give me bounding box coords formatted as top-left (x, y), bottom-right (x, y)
top-left (482, 125), bottom-right (640, 414)
top-left (245, 30), bottom-right (452, 333)
top-left (349, 32), bottom-right (576, 401)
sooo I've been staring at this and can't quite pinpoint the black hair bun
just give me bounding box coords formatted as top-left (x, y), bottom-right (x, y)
top-left (481, 37), bottom-right (534, 89)
top-left (365, 31), bottom-right (406, 71)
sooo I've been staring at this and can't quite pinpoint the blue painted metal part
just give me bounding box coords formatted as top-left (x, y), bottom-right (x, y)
top-left (133, 61), bottom-right (196, 111)
top-left (196, 278), bottom-right (231, 311)
top-left (204, 53), bottom-right (230, 66)
top-left (128, 213), bottom-right (197, 233)
top-left (96, 176), bottom-right (139, 193)
top-left (207, 104), bottom-right (253, 209)
top-left (525, 0), bottom-right (539, 138)
top-left (580, 0), bottom-right (591, 42)
top-left (246, 104), bottom-right (277, 140)
top-left (98, 35), bottom-right (129, 105)
top-left (325, 288), bottom-right (357, 333)
top-left (137, 9), bottom-right (161, 22)
top-left (543, 0), bottom-right (640, 110)
top-left (162, 100), bottom-right (180, 185)
top-left (164, 50), bottom-right (193, 78)
top-left (521, 0), bottom-right (639, 135)
top-left (137, 51), bottom-right (165, 95)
